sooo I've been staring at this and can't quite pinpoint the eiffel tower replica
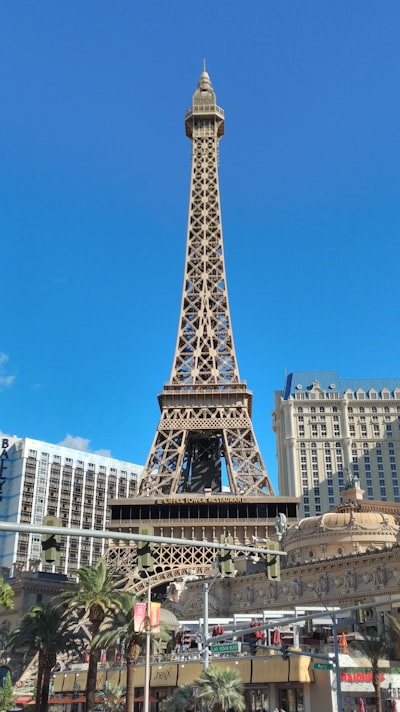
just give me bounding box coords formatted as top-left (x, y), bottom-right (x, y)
top-left (107, 68), bottom-right (298, 591)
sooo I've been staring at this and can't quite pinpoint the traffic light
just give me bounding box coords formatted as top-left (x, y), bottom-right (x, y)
top-left (249, 635), bottom-right (257, 656)
top-left (41, 515), bottom-right (62, 564)
top-left (219, 534), bottom-right (235, 577)
top-left (212, 625), bottom-right (224, 637)
top-left (182, 629), bottom-right (192, 650)
top-left (281, 643), bottom-right (290, 661)
top-left (137, 526), bottom-right (154, 575)
top-left (305, 617), bottom-right (313, 635)
top-left (249, 621), bottom-right (265, 655)
top-left (265, 540), bottom-right (280, 580)
top-left (356, 603), bottom-right (365, 624)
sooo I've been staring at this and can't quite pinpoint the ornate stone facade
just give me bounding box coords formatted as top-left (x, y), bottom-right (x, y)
top-left (164, 487), bottom-right (400, 623)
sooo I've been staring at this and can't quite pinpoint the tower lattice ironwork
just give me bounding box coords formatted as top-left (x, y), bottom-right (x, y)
top-left (139, 69), bottom-right (274, 499)
top-left (106, 70), bottom-right (298, 591)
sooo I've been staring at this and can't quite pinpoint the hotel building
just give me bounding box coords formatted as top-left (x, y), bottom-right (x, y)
top-left (273, 370), bottom-right (400, 517)
top-left (0, 434), bottom-right (142, 575)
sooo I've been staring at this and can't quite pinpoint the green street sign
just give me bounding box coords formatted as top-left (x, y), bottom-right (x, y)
top-left (210, 643), bottom-right (240, 654)
top-left (313, 662), bottom-right (333, 671)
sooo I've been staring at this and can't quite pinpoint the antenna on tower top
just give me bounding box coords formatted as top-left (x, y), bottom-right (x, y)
top-left (203, 58), bottom-right (206, 72)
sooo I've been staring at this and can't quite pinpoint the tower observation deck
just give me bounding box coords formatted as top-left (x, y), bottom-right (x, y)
top-left (107, 70), bottom-right (298, 590)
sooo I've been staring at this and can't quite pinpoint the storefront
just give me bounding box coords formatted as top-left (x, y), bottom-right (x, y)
top-left (50, 653), bottom-right (326, 712)
top-left (341, 671), bottom-right (400, 712)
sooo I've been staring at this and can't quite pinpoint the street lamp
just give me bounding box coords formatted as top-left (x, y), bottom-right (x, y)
top-left (202, 573), bottom-right (221, 671)
top-left (294, 580), bottom-right (343, 712)
top-left (143, 584), bottom-right (152, 712)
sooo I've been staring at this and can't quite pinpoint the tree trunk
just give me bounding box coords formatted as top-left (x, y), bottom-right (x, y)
top-left (373, 663), bottom-right (382, 712)
top-left (36, 652), bottom-right (44, 711)
top-left (86, 645), bottom-right (100, 712)
top-left (125, 641), bottom-right (140, 712)
top-left (86, 606), bottom-right (104, 712)
top-left (40, 652), bottom-right (57, 712)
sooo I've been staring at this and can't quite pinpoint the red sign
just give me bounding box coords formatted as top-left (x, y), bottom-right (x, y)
top-left (341, 672), bottom-right (385, 683)
top-left (134, 602), bottom-right (147, 633)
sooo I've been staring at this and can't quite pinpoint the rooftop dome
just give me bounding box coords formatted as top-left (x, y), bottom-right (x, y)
top-left (284, 502), bottom-right (399, 565)
top-left (293, 510), bottom-right (396, 533)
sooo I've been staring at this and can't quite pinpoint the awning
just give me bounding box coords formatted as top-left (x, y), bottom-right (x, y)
top-left (54, 674), bottom-right (76, 693)
top-left (255, 655), bottom-right (313, 683)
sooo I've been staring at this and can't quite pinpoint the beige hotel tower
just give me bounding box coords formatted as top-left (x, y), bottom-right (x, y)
top-left (274, 370), bottom-right (400, 517)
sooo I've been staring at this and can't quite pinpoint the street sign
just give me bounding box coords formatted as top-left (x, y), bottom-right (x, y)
top-left (313, 662), bottom-right (333, 670)
top-left (210, 642), bottom-right (241, 654)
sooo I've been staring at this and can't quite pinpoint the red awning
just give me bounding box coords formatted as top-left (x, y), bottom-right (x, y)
top-left (16, 697), bottom-right (33, 706)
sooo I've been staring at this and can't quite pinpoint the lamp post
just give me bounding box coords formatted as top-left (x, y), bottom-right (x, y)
top-left (203, 581), bottom-right (210, 671)
top-left (143, 584), bottom-right (152, 712)
top-left (331, 610), bottom-right (343, 712)
top-left (296, 581), bottom-right (343, 712)
top-left (202, 573), bottom-right (221, 671)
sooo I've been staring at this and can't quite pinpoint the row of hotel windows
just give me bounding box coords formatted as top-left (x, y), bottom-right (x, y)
top-left (295, 389), bottom-right (400, 400)
top-left (17, 540), bottom-right (105, 569)
top-left (351, 443), bottom-right (400, 502)
top-left (27, 450), bottom-right (139, 479)
top-left (300, 441), bottom-right (400, 514)
top-left (299, 422), bottom-right (400, 437)
top-left (24, 457), bottom-right (138, 497)
top-left (301, 442), bottom-right (344, 515)
top-left (296, 405), bottom-right (400, 413)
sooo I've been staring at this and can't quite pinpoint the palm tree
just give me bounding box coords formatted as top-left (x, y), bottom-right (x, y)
top-left (161, 684), bottom-right (195, 712)
top-left (94, 592), bottom-right (170, 712)
top-left (0, 577), bottom-right (14, 610)
top-left (0, 671), bottom-right (16, 712)
top-left (96, 683), bottom-right (125, 712)
top-left (352, 632), bottom-right (389, 712)
top-left (58, 559), bottom-right (124, 712)
top-left (196, 666), bottom-right (245, 712)
top-left (93, 592), bottom-right (140, 712)
top-left (387, 614), bottom-right (400, 660)
top-left (7, 603), bottom-right (81, 712)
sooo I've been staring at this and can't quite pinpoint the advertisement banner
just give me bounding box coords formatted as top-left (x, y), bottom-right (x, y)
top-left (150, 601), bottom-right (161, 632)
top-left (134, 602), bottom-right (147, 633)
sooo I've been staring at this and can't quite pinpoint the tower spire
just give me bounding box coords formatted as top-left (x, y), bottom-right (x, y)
top-left (138, 71), bottom-right (274, 497)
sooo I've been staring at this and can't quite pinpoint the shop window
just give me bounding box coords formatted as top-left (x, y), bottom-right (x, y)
top-left (279, 687), bottom-right (304, 712)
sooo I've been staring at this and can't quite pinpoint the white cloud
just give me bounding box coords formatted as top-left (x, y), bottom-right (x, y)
top-left (58, 435), bottom-right (112, 458)
top-left (59, 434), bottom-right (91, 451)
top-left (0, 375), bottom-right (16, 389)
top-left (0, 354), bottom-right (15, 391)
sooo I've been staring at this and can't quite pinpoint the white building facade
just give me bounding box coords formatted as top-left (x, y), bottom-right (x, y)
top-left (273, 371), bottom-right (400, 517)
top-left (0, 434), bottom-right (142, 575)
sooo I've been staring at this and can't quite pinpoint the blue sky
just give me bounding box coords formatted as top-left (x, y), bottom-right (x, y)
top-left (1, 2), bottom-right (400, 491)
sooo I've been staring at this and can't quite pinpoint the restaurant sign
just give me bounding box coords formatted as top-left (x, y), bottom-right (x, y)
top-left (341, 672), bottom-right (385, 683)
